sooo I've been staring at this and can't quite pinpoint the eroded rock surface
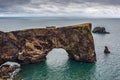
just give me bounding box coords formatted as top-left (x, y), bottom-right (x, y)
top-left (0, 23), bottom-right (96, 64)
top-left (0, 61), bottom-right (20, 80)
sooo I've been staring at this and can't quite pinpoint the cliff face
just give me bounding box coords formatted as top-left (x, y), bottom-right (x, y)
top-left (0, 23), bottom-right (96, 64)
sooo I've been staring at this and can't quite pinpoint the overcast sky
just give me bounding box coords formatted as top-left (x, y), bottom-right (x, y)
top-left (0, 0), bottom-right (120, 17)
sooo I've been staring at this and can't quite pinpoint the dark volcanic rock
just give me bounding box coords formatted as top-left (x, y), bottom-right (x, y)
top-left (92, 27), bottom-right (110, 34)
top-left (104, 46), bottom-right (110, 53)
top-left (0, 23), bottom-right (96, 64)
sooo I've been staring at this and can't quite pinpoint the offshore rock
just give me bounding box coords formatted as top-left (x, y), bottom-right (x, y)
top-left (92, 27), bottom-right (110, 34)
top-left (104, 46), bottom-right (110, 53)
top-left (0, 23), bottom-right (96, 64)
top-left (0, 61), bottom-right (20, 80)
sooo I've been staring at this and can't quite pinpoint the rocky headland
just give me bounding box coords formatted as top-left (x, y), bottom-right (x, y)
top-left (0, 23), bottom-right (96, 65)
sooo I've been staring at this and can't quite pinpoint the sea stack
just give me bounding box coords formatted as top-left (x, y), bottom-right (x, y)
top-left (104, 46), bottom-right (110, 53)
top-left (92, 27), bottom-right (110, 34)
top-left (0, 23), bottom-right (96, 64)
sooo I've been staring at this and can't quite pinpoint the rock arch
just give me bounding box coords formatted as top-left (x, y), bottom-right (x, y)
top-left (0, 23), bottom-right (96, 64)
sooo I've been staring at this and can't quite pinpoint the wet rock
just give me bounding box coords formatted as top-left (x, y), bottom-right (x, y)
top-left (104, 46), bottom-right (110, 53)
top-left (92, 27), bottom-right (110, 34)
top-left (0, 23), bottom-right (96, 64)
top-left (0, 61), bottom-right (20, 80)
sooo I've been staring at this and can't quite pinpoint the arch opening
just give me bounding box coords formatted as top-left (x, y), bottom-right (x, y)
top-left (46, 48), bottom-right (69, 67)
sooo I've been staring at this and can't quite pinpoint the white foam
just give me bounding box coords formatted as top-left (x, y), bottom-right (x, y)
top-left (1, 61), bottom-right (20, 67)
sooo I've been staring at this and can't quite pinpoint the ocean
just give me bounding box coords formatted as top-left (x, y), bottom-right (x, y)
top-left (0, 17), bottom-right (120, 80)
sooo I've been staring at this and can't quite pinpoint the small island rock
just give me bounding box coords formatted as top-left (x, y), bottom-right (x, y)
top-left (104, 46), bottom-right (110, 53)
top-left (92, 27), bottom-right (110, 34)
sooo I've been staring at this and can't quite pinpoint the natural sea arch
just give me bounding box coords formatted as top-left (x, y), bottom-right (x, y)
top-left (17, 48), bottom-right (96, 80)
top-left (0, 23), bottom-right (96, 64)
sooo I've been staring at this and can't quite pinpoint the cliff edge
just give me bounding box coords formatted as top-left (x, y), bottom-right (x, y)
top-left (0, 23), bottom-right (96, 64)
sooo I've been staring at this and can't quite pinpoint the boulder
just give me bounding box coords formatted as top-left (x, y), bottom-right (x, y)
top-left (0, 61), bottom-right (20, 80)
top-left (92, 27), bottom-right (110, 34)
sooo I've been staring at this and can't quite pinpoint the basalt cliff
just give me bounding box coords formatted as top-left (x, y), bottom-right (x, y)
top-left (0, 23), bottom-right (96, 64)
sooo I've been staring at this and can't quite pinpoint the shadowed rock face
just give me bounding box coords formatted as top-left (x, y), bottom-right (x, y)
top-left (0, 23), bottom-right (96, 64)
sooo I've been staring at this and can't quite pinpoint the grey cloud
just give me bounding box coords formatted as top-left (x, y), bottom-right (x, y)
top-left (0, 0), bottom-right (120, 17)
top-left (0, 0), bottom-right (120, 9)
top-left (0, 0), bottom-right (30, 8)
top-left (0, 0), bottom-right (31, 14)
top-left (26, 0), bottom-right (120, 14)
top-left (85, 0), bottom-right (120, 6)
top-left (30, 0), bottom-right (120, 6)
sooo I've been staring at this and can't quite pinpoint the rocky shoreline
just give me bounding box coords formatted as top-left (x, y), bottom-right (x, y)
top-left (0, 62), bottom-right (20, 80)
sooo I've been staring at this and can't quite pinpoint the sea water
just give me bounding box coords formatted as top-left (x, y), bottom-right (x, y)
top-left (0, 17), bottom-right (120, 80)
